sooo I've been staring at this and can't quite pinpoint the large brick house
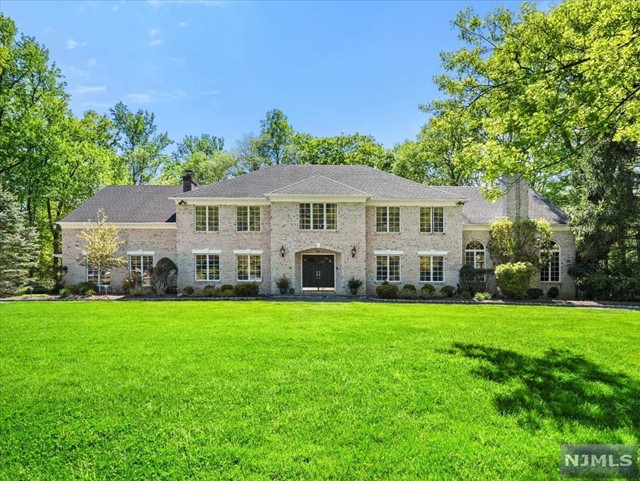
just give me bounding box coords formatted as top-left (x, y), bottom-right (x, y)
top-left (59, 165), bottom-right (576, 296)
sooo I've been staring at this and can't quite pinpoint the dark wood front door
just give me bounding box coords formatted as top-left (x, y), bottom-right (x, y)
top-left (302, 255), bottom-right (335, 290)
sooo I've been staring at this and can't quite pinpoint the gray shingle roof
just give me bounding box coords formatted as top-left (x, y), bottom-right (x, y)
top-left (435, 186), bottom-right (569, 224)
top-left (268, 175), bottom-right (370, 196)
top-left (60, 185), bottom-right (183, 223)
top-left (174, 165), bottom-right (466, 201)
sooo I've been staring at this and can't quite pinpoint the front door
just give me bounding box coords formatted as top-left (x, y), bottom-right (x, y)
top-left (302, 255), bottom-right (335, 291)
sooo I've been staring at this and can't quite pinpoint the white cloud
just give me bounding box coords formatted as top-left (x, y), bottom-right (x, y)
top-left (66, 39), bottom-right (87, 50)
top-left (149, 39), bottom-right (164, 47)
top-left (178, 21), bottom-right (188, 28)
top-left (80, 100), bottom-right (111, 109)
top-left (87, 58), bottom-right (99, 67)
top-left (65, 66), bottom-right (89, 79)
top-left (149, 28), bottom-right (159, 37)
top-left (167, 56), bottom-right (186, 64)
top-left (125, 93), bottom-right (152, 104)
top-left (72, 85), bottom-right (107, 94)
top-left (148, 28), bottom-right (163, 47)
top-left (202, 89), bottom-right (219, 96)
top-left (148, 0), bottom-right (224, 7)
top-left (125, 89), bottom-right (187, 104)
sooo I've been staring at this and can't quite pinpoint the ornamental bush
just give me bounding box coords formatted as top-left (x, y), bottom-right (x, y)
top-left (440, 285), bottom-right (456, 297)
top-left (547, 286), bottom-right (560, 299)
top-left (526, 288), bottom-right (544, 299)
top-left (376, 283), bottom-right (399, 299)
top-left (234, 282), bottom-right (259, 297)
top-left (495, 262), bottom-right (536, 299)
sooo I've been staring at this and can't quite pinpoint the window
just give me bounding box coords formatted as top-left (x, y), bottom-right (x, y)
top-left (129, 255), bottom-right (153, 286)
top-left (420, 207), bottom-right (445, 233)
top-left (86, 263), bottom-right (111, 286)
top-left (376, 207), bottom-right (400, 233)
top-left (195, 206), bottom-right (219, 232)
top-left (465, 241), bottom-right (486, 269)
top-left (236, 206), bottom-right (261, 232)
top-left (237, 255), bottom-right (262, 281)
top-left (541, 241), bottom-right (561, 282)
top-left (299, 203), bottom-right (337, 230)
top-left (376, 255), bottom-right (401, 282)
top-left (195, 254), bottom-right (220, 281)
top-left (420, 256), bottom-right (445, 283)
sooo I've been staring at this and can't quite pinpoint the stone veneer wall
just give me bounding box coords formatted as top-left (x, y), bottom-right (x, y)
top-left (61, 227), bottom-right (177, 293)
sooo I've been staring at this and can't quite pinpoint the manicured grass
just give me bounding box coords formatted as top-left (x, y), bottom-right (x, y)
top-left (0, 301), bottom-right (639, 480)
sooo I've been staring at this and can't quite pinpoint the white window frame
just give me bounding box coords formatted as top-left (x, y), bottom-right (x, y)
top-left (419, 255), bottom-right (445, 283)
top-left (376, 206), bottom-right (401, 233)
top-left (236, 206), bottom-right (261, 232)
top-left (420, 207), bottom-right (445, 233)
top-left (375, 255), bottom-right (401, 282)
top-left (299, 203), bottom-right (338, 231)
top-left (236, 254), bottom-right (262, 282)
top-left (541, 241), bottom-right (561, 283)
top-left (86, 263), bottom-right (111, 286)
top-left (195, 205), bottom-right (219, 232)
top-left (194, 254), bottom-right (220, 282)
top-left (464, 241), bottom-right (486, 269)
top-left (128, 253), bottom-right (154, 287)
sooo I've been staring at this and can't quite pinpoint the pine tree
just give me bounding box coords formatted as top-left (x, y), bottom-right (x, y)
top-left (0, 188), bottom-right (39, 295)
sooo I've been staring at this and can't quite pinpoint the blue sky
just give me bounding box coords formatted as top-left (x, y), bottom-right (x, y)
top-left (2, 0), bottom-right (514, 149)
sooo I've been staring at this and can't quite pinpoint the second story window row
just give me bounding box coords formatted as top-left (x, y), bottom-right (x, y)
top-left (237, 206), bottom-right (261, 232)
top-left (376, 206), bottom-right (400, 233)
top-left (195, 206), bottom-right (219, 232)
top-left (420, 207), bottom-right (445, 233)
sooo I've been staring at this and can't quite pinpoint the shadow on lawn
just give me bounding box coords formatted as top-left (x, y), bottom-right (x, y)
top-left (446, 343), bottom-right (640, 435)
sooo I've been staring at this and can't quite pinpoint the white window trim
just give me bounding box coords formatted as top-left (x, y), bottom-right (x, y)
top-left (464, 241), bottom-right (486, 269)
top-left (127, 250), bottom-right (155, 256)
top-left (236, 205), bottom-right (262, 232)
top-left (194, 253), bottom-right (220, 282)
top-left (541, 242), bottom-right (561, 283)
top-left (195, 205), bottom-right (219, 232)
top-left (419, 255), bottom-right (446, 284)
top-left (375, 206), bottom-right (401, 233)
top-left (299, 203), bottom-right (338, 231)
top-left (375, 254), bottom-right (402, 283)
top-left (420, 206), bottom-right (446, 234)
top-left (417, 250), bottom-right (448, 256)
top-left (236, 254), bottom-right (262, 282)
top-left (86, 263), bottom-right (111, 286)
top-left (128, 254), bottom-right (154, 287)
top-left (233, 249), bottom-right (264, 255)
top-left (374, 249), bottom-right (404, 255)
top-left (192, 248), bottom-right (222, 254)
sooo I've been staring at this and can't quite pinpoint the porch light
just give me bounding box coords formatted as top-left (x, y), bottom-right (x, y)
top-left (351, 246), bottom-right (357, 258)
top-left (280, 245), bottom-right (286, 257)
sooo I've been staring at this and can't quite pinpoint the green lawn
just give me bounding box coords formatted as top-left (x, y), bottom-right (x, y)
top-left (1, 301), bottom-right (639, 480)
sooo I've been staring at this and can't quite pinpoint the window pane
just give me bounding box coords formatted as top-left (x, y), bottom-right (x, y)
top-left (237, 207), bottom-right (248, 231)
top-left (376, 207), bottom-right (387, 232)
top-left (388, 255), bottom-right (400, 281)
top-left (299, 203), bottom-right (311, 229)
top-left (433, 207), bottom-right (444, 233)
top-left (237, 255), bottom-right (248, 280)
top-left (195, 254), bottom-right (207, 280)
top-left (195, 206), bottom-right (207, 231)
top-left (376, 256), bottom-right (387, 281)
top-left (250, 255), bottom-right (262, 281)
top-left (313, 203), bottom-right (324, 230)
top-left (129, 256), bottom-right (142, 276)
top-left (249, 206), bottom-right (261, 231)
top-left (326, 204), bottom-right (337, 229)
top-left (420, 256), bottom-right (432, 282)
top-left (389, 207), bottom-right (400, 233)
top-left (209, 255), bottom-right (220, 281)
top-left (420, 207), bottom-right (432, 233)
top-left (208, 206), bottom-right (219, 231)
top-left (142, 256), bottom-right (153, 286)
top-left (432, 256), bottom-right (444, 282)
top-left (87, 264), bottom-right (99, 284)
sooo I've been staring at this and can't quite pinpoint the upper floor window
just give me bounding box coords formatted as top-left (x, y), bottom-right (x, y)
top-left (86, 263), bottom-right (111, 286)
top-left (236, 206), bottom-right (261, 232)
top-left (195, 206), bottom-right (219, 232)
top-left (237, 254), bottom-right (262, 281)
top-left (299, 203), bottom-right (337, 230)
top-left (465, 241), bottom-right (486, 269)
top-left (376, 206), bottom-right (400, 233)
top-left (420, 207), bottom-right (445, 233)
top-left (540, 241), bottom-right (560, 282)
top-left (376, 255), bottom-right (401, 282)
top-left (129, 255), bottom-right (153, 286)
top-left (195, 254), bottom-right (220, 282)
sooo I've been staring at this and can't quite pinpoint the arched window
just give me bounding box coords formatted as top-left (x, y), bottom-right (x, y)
top-left (541, 241), bottom-right (561, 282)
top-left (465, 241), bottom-right (486, 269)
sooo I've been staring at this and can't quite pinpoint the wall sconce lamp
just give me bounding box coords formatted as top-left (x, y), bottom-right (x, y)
top-left (351, 246), bottom-right (357, 258)
top-left (62, 266), bottom-right (68, 273)
top-left (178, 200), bottom-right (186, 205)
top-left (280, 245), bottom-right (286, 258)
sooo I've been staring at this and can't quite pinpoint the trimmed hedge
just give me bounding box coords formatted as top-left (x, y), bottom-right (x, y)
top-left (376, 283), bottom-right (399, 299)
top-left (233, 283), bottom-right (259, 297)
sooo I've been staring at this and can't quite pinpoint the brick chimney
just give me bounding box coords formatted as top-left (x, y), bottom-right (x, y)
top-left (182, 170), bottom-right (197, 192)
top-left (503, 174), bottom-right (529, 221)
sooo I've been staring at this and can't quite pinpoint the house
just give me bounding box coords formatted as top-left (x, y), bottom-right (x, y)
top-left (59, 165), bottom-right (576, 297)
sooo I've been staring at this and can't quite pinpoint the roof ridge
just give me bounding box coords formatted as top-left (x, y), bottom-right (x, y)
top-left (266, 175), bottom-right (323, 194)
top-left (314, 175), bottom-right (371, 196)
top-left (266, 175), bottom-right (370, 196)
